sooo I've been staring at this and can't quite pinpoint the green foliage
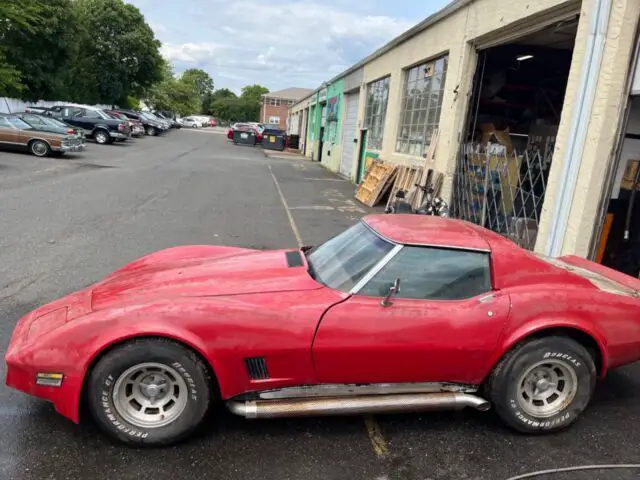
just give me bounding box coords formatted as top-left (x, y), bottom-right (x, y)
top-left (240, 84), bottom-right (269, 102)
top-left (0, 0), bottom-right (45, 96)
top-left (181, 69), bottom-right (214, 97)
top-left (72, 0), bottom-right (164, 105)
top-left (144, 61), bottom-right (200, 116)
top-left (3, 0), bottom-right (81, 101)
top-left (0, 0), bottom-right (266, 120)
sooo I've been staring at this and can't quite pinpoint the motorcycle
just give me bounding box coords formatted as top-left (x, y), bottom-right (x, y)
top-left (385, 184), bottom-right (450, 217)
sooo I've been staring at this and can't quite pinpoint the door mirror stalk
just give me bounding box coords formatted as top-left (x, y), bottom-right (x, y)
top-left (380, 278), bottom-right (400, 307)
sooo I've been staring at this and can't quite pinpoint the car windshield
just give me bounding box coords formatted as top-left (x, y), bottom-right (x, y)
top-left (139, 112), bottom-right (156, 121)
top-left (306, 221), bottom-right (394, 292)
top-left (6, 117), bottom-right (32, 129)
top-left (94, 109), bottom-right (111, 120)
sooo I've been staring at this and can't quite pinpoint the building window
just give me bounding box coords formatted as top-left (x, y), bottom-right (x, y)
top-left (396, 55), bottom-right (448, 156)
top-left (287, 100), bottom-right (295, 106)
top-left (270, 98), bottom-right (281, 107)
top-left (364, 76), bottom-right (390, 151)
top-left (269, 116), bottom-right (280, 125)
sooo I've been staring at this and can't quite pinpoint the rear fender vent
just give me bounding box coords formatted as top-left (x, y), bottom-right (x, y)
top-left (245, 357), bottom-right (269, 380)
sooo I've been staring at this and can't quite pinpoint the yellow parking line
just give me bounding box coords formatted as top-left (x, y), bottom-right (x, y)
top-left (364, 416), bottom-right (389, 458)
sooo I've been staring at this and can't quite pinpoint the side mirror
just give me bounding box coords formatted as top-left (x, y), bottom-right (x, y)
top-left (380, 278), bottom-right (400, 307)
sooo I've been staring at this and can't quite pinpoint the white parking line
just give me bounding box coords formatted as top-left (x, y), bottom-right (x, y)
top-left (268, 164), bottom-right (303, 247)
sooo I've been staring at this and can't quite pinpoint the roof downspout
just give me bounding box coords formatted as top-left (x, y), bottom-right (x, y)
top-left (545, 0), bottom-right (612, 257)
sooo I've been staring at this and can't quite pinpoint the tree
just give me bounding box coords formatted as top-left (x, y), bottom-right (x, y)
top-left (0, 0), bottom-right (45, 96)
top-left (240, 84), bottom-right (269, 102)
top-left (72, 0), bottom-right (164, 105)
top-left (202, 88), bottom-right (236, 114)
top-left (3, 0), bottom-right (81, 101)
top-left (145, 60), bottom-right (199, 116)
top-left (181, 69), bottom-right (214, 98)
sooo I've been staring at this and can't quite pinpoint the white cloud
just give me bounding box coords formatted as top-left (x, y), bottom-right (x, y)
top-left (153, 0), bottom-right (413, 91)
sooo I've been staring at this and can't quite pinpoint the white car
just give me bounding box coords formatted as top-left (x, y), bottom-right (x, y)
top-left (181, 117), bottom-right (200, 128)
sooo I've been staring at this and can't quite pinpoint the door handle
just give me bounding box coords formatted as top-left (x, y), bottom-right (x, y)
top-left (477, 293), bottom-right (496, 304)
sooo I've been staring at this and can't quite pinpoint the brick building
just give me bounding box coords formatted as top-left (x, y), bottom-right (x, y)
top-left (260, 87), bottom-right (313, 130)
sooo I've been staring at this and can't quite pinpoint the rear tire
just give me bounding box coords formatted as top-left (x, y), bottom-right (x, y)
top-left (29, 139), bottom-right (51, 157)
top-left (88, 338), bottom-right (212, 446)
top-left (486, 336), bottom-right (596, 433)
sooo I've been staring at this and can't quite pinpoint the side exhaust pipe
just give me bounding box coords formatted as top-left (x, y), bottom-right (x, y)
top-left (227, 393), bottom-right (490, 419)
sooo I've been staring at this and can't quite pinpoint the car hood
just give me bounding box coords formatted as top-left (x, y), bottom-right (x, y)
top-left (90, 246), bottom-right (321, 311)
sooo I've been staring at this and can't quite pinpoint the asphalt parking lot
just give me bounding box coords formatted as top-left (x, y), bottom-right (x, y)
top-left (1, 130), bottom-right (640, 480)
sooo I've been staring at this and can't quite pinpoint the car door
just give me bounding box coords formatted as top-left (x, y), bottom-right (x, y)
top-left (60, 107), bottom-right (86, 132)
top-left (0, 116), bottom-right (20, 148)
top-left (311, 245), bottom-right (511, 385)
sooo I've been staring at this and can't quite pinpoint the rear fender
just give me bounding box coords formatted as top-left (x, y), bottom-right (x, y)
top-left (483, 315), bottom-right (609, 381)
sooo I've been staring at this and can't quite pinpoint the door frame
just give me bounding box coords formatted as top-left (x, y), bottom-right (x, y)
top-left (356, 128), bottom-right (368, 183)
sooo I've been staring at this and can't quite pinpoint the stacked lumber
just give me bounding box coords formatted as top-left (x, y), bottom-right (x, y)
top-left (385, 130), bottom-right (443, 210)
top-left (355, 160), bottom-right (397, 207)
top-left (355, 130), bottom-right (445, 209)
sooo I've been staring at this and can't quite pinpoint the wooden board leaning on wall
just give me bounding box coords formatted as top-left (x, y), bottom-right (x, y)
top-left (355, 130), bottom-right (443, 208)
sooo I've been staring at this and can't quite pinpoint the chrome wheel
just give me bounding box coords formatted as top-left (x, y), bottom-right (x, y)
top-left (31, 140), bottom-right (49, 157)
top-left (95, 131), bottom-right (108, 144)
top-left (112, 362), bottom-right (188, 429)
top-left (516, 359), bottom-right (578, 418)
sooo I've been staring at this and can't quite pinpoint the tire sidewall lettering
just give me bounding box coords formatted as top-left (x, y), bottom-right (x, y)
top-left (502, 342), bottom-right (592, 431)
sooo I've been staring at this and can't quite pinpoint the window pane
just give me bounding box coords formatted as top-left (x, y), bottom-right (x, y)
top-left (364, 76), bottom-right (390, 150)
top-left (396, 54), bottom-right (448, 155)
top-left (359, 246), bottom-right (491, 300)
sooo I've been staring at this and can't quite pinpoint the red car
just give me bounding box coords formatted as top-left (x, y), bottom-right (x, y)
top-left (208, 118), bottom-right (217, 127)
top-left (5, 215), bottom-right (640, 446)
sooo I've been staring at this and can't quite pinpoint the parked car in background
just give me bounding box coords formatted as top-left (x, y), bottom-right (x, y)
top-left (143, 112), bottom-right (171, 131)
top-left (0, 114), bottom-right (84, 157)
top-left (16, 112), bottom-right (84, 140)
top-left (154, 111), bottom-right (181, 129)
top-left (45, 105), bottom-right (130, 145)
top-left (181, 116), bottom-right (201, 128)
top-left (208, 118), bottom-right (217, 127)
top-left (106, 111), bottom-right (145, 137)
top-left (112, 110), bottom-right (166, 137)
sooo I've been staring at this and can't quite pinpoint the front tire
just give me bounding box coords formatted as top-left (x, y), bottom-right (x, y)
top-left (29, 139), bottom-right (51, 157)
top-left (94, 129), bottom-right (111, 145)
top-left (486, 336), bottom-right (596, 433)
top-left (88, 338), bottom-right (212, 446)
top-left (146, 126), bottom-right (157, 136)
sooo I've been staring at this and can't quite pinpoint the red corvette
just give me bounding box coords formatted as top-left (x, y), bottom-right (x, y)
top-left (5, 215), bottom-right (640, 445)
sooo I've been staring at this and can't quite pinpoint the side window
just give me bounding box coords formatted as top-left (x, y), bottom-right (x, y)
top-left (358, 246), bottom-right (491, 300)
top-left (64, 107), bottom-right (83, 117)
top-left (0, 117), bottom-right (13, 129)
top-left (83, 109), bottom-right (101, 119)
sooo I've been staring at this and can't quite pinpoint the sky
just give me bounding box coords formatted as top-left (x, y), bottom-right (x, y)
top-left (126, 0), bottom-right (452, 94)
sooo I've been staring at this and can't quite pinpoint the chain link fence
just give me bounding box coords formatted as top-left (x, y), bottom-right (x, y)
top-left (452, 135), bottom-right (555, 250)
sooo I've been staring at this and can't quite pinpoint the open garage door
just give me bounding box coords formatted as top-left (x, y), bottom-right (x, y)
top-left (340, 92), bottom-right (360, 179)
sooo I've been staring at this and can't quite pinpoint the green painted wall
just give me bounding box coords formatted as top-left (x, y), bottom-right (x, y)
top-left (321, 79), bottom-right (344, 172)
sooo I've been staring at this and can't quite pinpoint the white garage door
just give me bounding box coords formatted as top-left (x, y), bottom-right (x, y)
top-left (340, 92), bottom-right (360, 178)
